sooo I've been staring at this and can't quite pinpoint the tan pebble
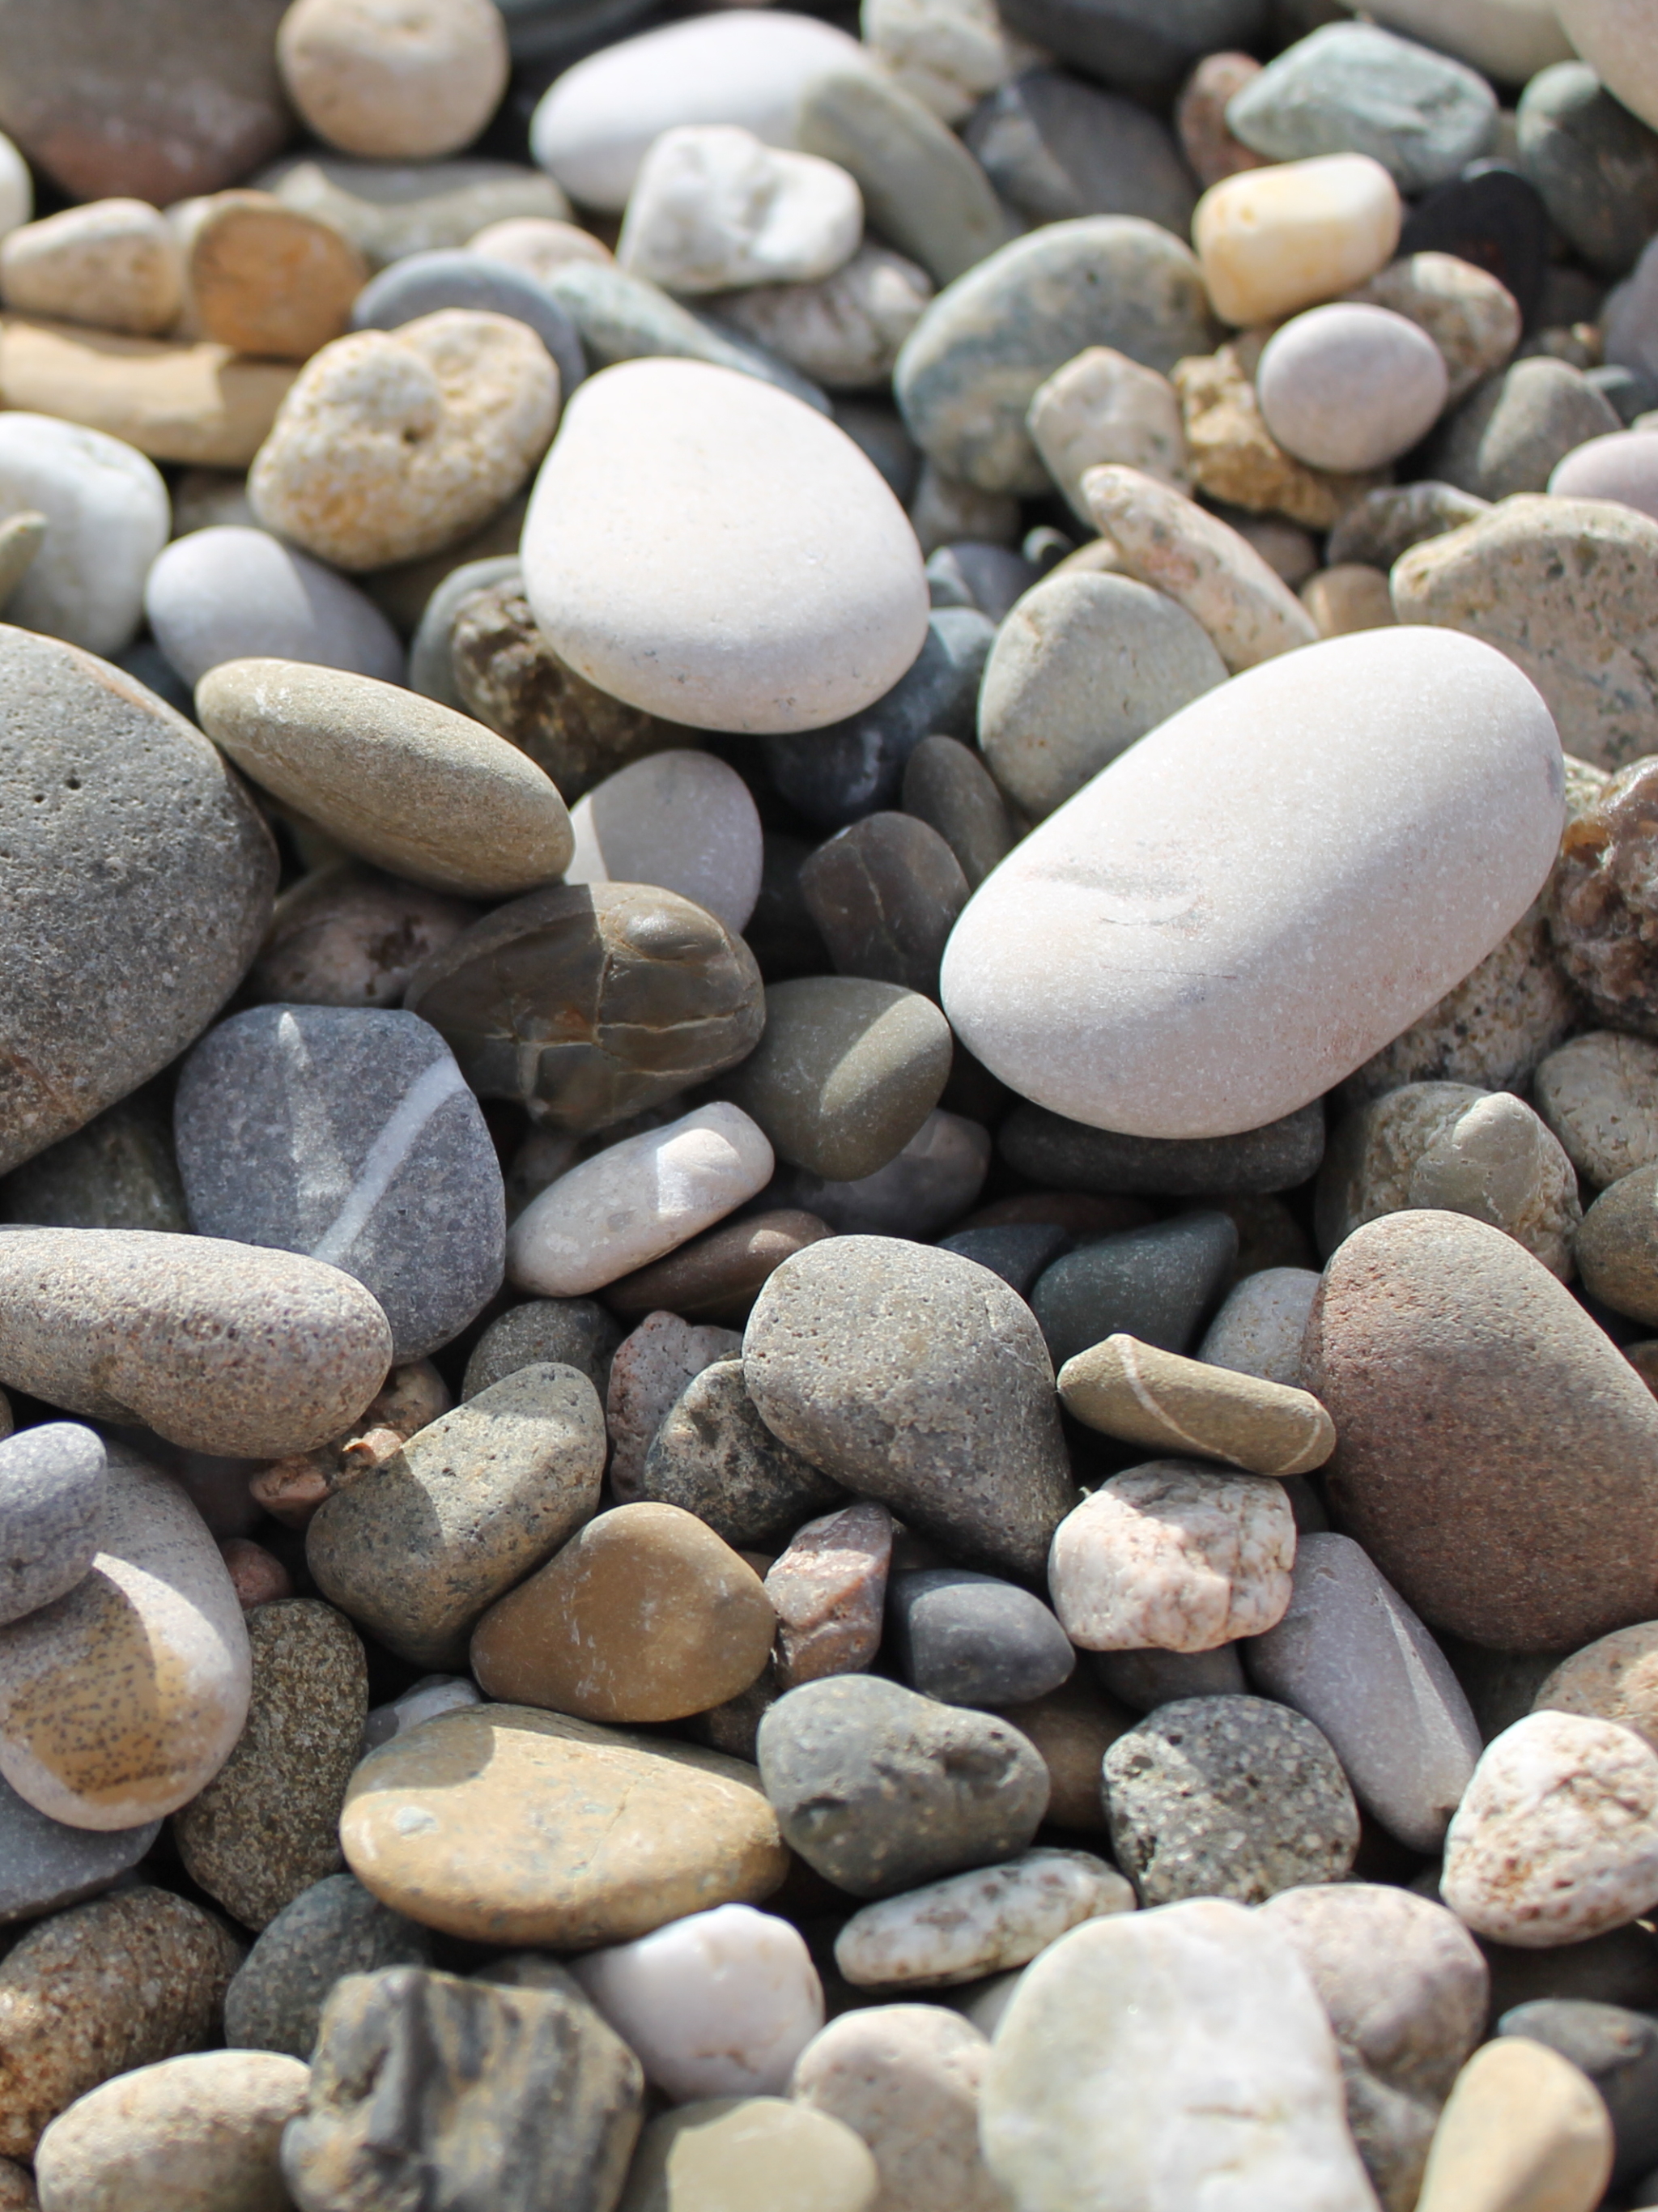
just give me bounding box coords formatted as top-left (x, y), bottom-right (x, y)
top-left (1575, 1165), bottom-right (1658, 1323)
top-left (0, 510), bottom-right (45, 609)
top-left (341, 1700), bottom-right (788, 1946)
top-left (1347, 250), bottom-right (1522, 407)
top-left (472, 1501), bottom-right (776, 1723)
top-left (766, 1502), bottom-right (893, 1690)
top-left (1172, 346), bottom-right (1384, 531)
top-left (247, 1455), bottom-right (338, 1529)
top-left (1057, 1334), bottom-right (1335, 1477)
top-left (248, 310), bottom-right (557, 572)
top-left (1194, 154), bottom-right (1402, 328)
top-left (1415, 2037), bottom-right (1613, 2212)
top-left (1301, 563), bottom-right (1397, 636)
top-left (619, 2095), bottom-right (879, 2212)
top-left (469, 215), bottom-right (613, 279)
top-left (187, 191), bottom-right (368, 362)
top-left (1026, 347), bottom-right (1188, 525)
top-left (998, 1676), bottom-right (1133, 1833)
top-left (1535, 1620), bottom-right (1658, 1751)
top-left (0, 200), bottom-right (183, 336)
top-left (216, 1537), bottom-right (294, 1608)
top-left (1535, 1032), bottom-right (1658, 1191)
top-left (0, 1886), bottom-right (244, 2159)
top-left (278, 0), bottom-right (510, 163)
top-left (1175, 53), bottom-right (1272, 188)
top-left (0, 319), bottom-right (296, 468)
top-left (789, 2005), bottom-right (1005, 2212)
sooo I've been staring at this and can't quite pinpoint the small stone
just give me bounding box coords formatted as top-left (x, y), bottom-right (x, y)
top-left (1537, 1623), bottom-right (1658, 1750)
top-left (1414, 2035), bottom-right (1613, 2212)
top-left (186, 190), bottom-right (368, 362)
top-left (1499, 1999), bottom-right (1658, 2184)
top-left (999, 1099), bottom-right (1326, 1198)
top-left (835, 1849), bottom-right (1132, 1993)
top-left (277, 0), bottom-right (508, 162)
top-left (464, 1299), bottom-right (619, 1404)
top-left (889, 1568), bottom-right (1076, 1709)
top-left (768, 1110), bottom-right (991, 1240)
top-left (1398, 167), bottom-right (1550, 333)
top-left (1578, 1167), bottom-right (1658, 1325)
top-left (862, 0), bottom-right (1031, 123)
top-left (1549, 758), bottom-right (1658, 1019)
top-left (1027, 346), bottom-right (1188, 529)
top-left (744, 1236), bottom-right (1075, 1580)
top-left (218, 1538), bottom-right (291, 1610)
top-left (757, 1675), bottom-right (1048, 1898)
top-left (606, 1312), bottom-right (743, 1501)
top-left (0, 1423), bottom-right (104, 1628)
top-left (575, 1905), bottom-right (822, 2102)
top-left (1316, 1081), bottom-right (1581, 1278)
top-left (1258, 304), bottom-right (1448, 473)
top-left (0, 507), bottom-right (43, 610)
top-left (0, 414), bottom-right (168, 659)
top-left (725, 977), bottom-right (951, 1184)
top-left (1048, 1463), bottom-right (1296, 1654)
top-left (565, 751), bottom-right (763, 937)
top-left (0, 199), bottom-right (182, 336)
top-left (1443, 1710), bottom-right (1658, 1946)
top-left (248, 865), bottom-right (477, 1015)
top-left (1000, 1677), bottom-right (1130, 1831)
top-left (1302, 563), bottom-right (1397, 637)
top-left (1176, 52), bottom-right (1271, 188)
top-left (308, 1363), bottom-right (605, 1670)
top-left (0, 1885), bottom-right (243, 2159)
top-left (980, 1899), bottom-right (1378, 2212)
top-left (0, 1761), bottom-right (155, 1928)
top-left (1328, 476), bottom-right (1491, 567)
top-left (406, 882), bottom-right (762, 1132)
top-left (469, 215), bottom-right (613, 280)
top-left (33, 2049), bottom-right (308, 2212)
top-left (1095, 1638), bottom-right (1248, 1715)
top-left (539, 256), bottom-right (831, 407)
top-left (893, 216), bottom-right (1215, 495)
top-left (1059, 1335), bottom-right (1333, 1478)
top-left (604, 1211), bottom-right (835, 1329)
top-left (937, 1222), bottom-right (1069, 1296)
top-left (1551, 427), bottom-right (1658, 519)
top-left (765, 1503), bottom-right (893, 1691)
top-left (976, 568), bottom-right (1225, 820)
top-left (1520, 62), bottom-right (1658, 281)
top-left (173, 1598), bottom-right (368, 1933)
top-left (965, 70), bottom-right (1197, 237)
top-left (265, 155), bottom-right (569, 271)
top-left (281, 1964), bottom-right (643, 2212)
top-left (618, 2096), bottom-right (879, 2212)
top-left (507, 1104), bottom-right (774, 1300)
top-left (1030, 1210), bottom-right (1239, 1368)
top-left (1197, 1267), bottom-right (1320, 1389)
top-left (351, 247), bottom-right (585, 402)
top-left (1103, 1694), bottom-right (1360, 1905)
top-left (792, 2004), bottom-right (1003, 2212)
top-left (799, 814), bottom-right (969, 998)
top-left (145, 527), bottom-right (404, 689)
top-left (1430, 359), bottom-right (1621, 500)
top-left (196, 661), bottom-right (572, 900)
top-left (715, 246), bottom-right (933, 393)
top-left (362, 1674), bottom-right (478, 1751)
top-left (1246, 1534), bottom-right (1482, 1853)
top-left (223, 1874), bottom-right (432, 2060)
top-left (341, 1703), bottom-right (787, 1947)
top-left (1171, 342), bottom-right (1384, 531)
top-left (639, 1360), bottom-right (844, 1550)
top-left (0, 321), bottom-right (295, 470)
top-left (618, 126), bottom-right (861, 297)
top-left (1193, 153), bottom-right (1402, 328)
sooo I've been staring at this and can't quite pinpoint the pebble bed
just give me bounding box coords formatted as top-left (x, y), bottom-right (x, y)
top-left (0, 0), bottom-right (1656, 2206)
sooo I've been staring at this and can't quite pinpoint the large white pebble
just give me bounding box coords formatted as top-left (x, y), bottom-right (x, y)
top-left (573, 1903), bottom-right (823, 2101)
top-left (523, 359), bottom-right (929, 734)
top-left (0, 414), bottom-right (168, 658)
top-left (1257, 303), bottom-right (1448, 473)
top-left (144, 525), bottom-right (405, 687)
top-left (618, 125), bottom-right (862, 295)
top-left (1441, 1708), bottom-right (1658, 1946)
top-left (941, 627), bottom-right (1565, 1138)
top-left (507, 1100), bottom-right (775, 1296)
top-left (1194, 154), bottom-right (1402, 327)
top-left (835, 1848), bottom-right (1134, 1990)
top-left (565, 750), bottom-right (763, 934)
top-left (530, 11), bottom-right (874, 213)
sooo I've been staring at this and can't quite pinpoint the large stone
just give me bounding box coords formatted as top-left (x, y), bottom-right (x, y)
top-left (0, 629), bottom-right (276, 1176)
top-left (1304, 1210), bottom-right (1658, 1651)
top-left (742, 1236), bottom-right (1076, 1580)
top-left (341, 1703), bottom-right (787, 1947)
top-left (942, 627), bottom-right (1563, 1139)
top-left (522, 359), bottom-right (927, 738)
top-left (980, 1899), bottom-right (1380, 2212)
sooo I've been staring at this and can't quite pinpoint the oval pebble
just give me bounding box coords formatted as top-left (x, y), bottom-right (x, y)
top-left (0, 413), bottom-right (168, 658)
top-left (351, 245), bottom-right (585, 400)
top-left (565, 751), bottom-right (763, 934)
top-left (144, 525), bottom-right (405, 688)
top-left (834, 1849), bottom-right (1134, 1991)
top-left (1549, 426), bottom-right (1658, 519)
top-left (1256, 302), bottom-right (1449, 473)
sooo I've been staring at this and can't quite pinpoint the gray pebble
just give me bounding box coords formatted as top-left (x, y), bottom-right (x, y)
top-left (937, 1222), bottom-right (1070, 1296)
top-left (994, 0), bottom-right (1266, 100)
top-left (143, 525), bottom-right (405, 691)
top-left (224, 1874), bottom-right (433, 2060)
top-left (1496, 1997), bottom-right (1658, 2183)
top-left (0, 1767), bottom-right (157, 1927)
top-left (263, 155), bottom-right (569, 269)
top-left (542, 257), bottom-right (828, 409)
top-left (0, 1086), bottom-right (188, 1236)
top-left (770, 1108), bottom-right (993, 1240)
top-left (1325, 480), bottom-right (1491, 571)
top-left (351, 248), bottom-right (585, 400)
top-left (889, 1568), bottom-right (1076, 1708)
top-left (900, 733), bottom-right (1015, 891)
top-left (999, 1098), bottom-right (1325, 1197)
top-left (1429, 356), bottom-right (1622, 500)
top-left (967, 69), bottom-right (1197, 236)
top-left (1518, 62), bottom-right (1658, 280)
top-left (462, 1298), bottom-right (621, 1403)
top-left (925, 542), bottom-right (1035, 623)
top-left (0, 1422), bottom-right (105, 1627)
top-left (408, 553), bottom-right (521, 712)
top-left (1093, 1641), bottom-right (1247, 1715)
top-left (1030, 1210), bottom-right (1239, 1369)
top-left (638, 1358), bottom-right (845, 1548)
top-left (800, 812), bottom-right (970, 999)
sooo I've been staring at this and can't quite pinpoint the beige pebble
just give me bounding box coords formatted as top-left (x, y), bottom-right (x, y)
top-left (1535, 1621), bottom-right (1658, 1752)
top-left (1172, 342), bottom-right (1384, 532)
top-left (1082, 462), bottom-right (1318, 671)
top-left (468, 215), bottom-right (612, 279)
top-left (0, 319), bottom-right (296, 469)
top-left (835, 1849), bottom-right (1135, 1992)
top-left (1193, 154), bottom-right (1402, 328)
top-left (1301, 563), bottom-right (1397, 636)
top-left (1027, 347), bottom-right (1188, 525)
top-left (789, 2005), bottom-right (1005, 2212)
top-left (1347, 250), bottom-right (1522, 407)
top-left (0, 201), bottom-right (183, 337)
top-left (1048, 1462), bottom-right (1296, 1653)
top-left (1057, 1334), bottom-right (1335, 1475)
top-left (249, 310), bottom-right (557, 572)
top-left (1534, 1032), bottom-right (1658, 1190)
top-left (619, 2096), bottom-right (879, 2212)
top-left (186, 191), bottom-right (368, 362)
top-left (1415, 2037), bottom-right (1613, 2212)
top-left (278, 0), bottom-right (510, 163)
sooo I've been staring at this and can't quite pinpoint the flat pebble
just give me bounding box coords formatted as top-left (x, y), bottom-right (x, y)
top-left (0, 198), bottom-right (182, 334)
top-left (765, 1503), bottom-right (893, 1690)
top-left (1194, 153), bottom-right (1401, 327)
top-left (889, 1568), bottom-right (1075, 1708)
top-left (1198, 1267), bottom-right (1320, 1389)
top-left (619, 2096), bottom-right (878, 2212)
top-left (1058, 1334), bottom-right (1334, 1476)
top-left (835, 1849), bottom-right (1133, 1991)
top-left (791, 2004), bottom-right (1005, 2212)
top-left (223, 1874), bottom-right (432, 2059)
top-left (0, 321), bottom-right (295, 470)
top-left (999, 1097), bottom-right (1326, 1197)
top-left (350, 245), bottom-right (585, 398)
top-left (1257, 304), bottom-right (1448, 473)
top-left (185, 189), bottom-right (367, 361)
top-left (33, 2048), bottom-right (308, 2212)
top-left (1414, 2035), bottom-right (1614, 2212)
top-left (145, 527), bottom-right (402, 688)
top-left (276, 0), bottom-right (508, 163)
top-left (566, 751), bottom-right (762, 936)
top-left (638, 1359), bottom-right (843, 1548)
top-left (0, 415), bottom-right (168, 659)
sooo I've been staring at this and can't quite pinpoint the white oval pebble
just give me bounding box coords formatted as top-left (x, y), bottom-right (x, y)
top-left (573, 1903), bottom-right (824, 2101)
top-left (144, 526), bottom-right (406, 687)
top-left (522, 358), bottom-right (929, 734)
top-left (1441, 1708), bottom-right (1658, 1947)
top-left (1549, 427), bottom-right (1658, 521)
top-left (466, 215), bottom-right (613, 279)
top-left (507, 1100), bottom-right (775, 1296)
top-left (565, 750), bottom-right (763, 934)
top-left (1256, 302), bottom-right (1449, 474)
top-left (0, 198), bottom-right (184, 337)
top-left (942, 627), bottom-right (1565, 1138)
top-left (617, 125), bottom-right (862, 296)
top-left (835, 1849), bottom-right (1136, 1990)
top-left (0, 413), bottom-right (169, 659)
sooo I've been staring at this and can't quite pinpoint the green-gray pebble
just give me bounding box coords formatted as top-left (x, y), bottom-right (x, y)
top-left (462, 1298), bottom-right (621, 1402)
top-left (0, 1085), bottom-right (187, 1232)
top-left (1519, 62), bottom-right (1658, 280)
top-left (900, 734), bottom-right (1014, 891)
top-left (223, 1874), bottom-right (433, 2059)
top-left (1577, 1165), bottom-right (1658, 1327)
top-left (1428, 358), bottom-right (1622, 500)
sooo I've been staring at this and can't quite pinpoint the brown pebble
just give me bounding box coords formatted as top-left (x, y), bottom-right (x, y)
top-left (766, 1501), bottom-right (895, 1690)
top-left (216, 1537), bottom-right (293, 1609)
top-left (1300, 564), bottom-right (1397, 638)
top-left (1175, 52), bottom-right (1272, 186)
top-left (999, 1676), bottom-right (1134, 1833)
top-left (248, 864), bottom-right (479, 1010)
top-left (1057, 1334), bottom-right (1337, 1476)
top-left (1577, 1166), bottom-right (1658, 1325)
top-left (187, 190), bottom-right (368, 361)
top-left (1534, 1621), bottom-right (1658, 1751)
top-left (0, 317), bottom-right (297, 467)
top-left (602, 1210), bottom-right (835, 1326)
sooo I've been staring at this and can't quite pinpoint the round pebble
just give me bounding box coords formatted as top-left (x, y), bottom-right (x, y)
top-left (277, 0), bottom-right (509, 162)
top-left (618, 2097), bottom-right (879, 2212)
top-left (144, 527), bottom-right (404, 687)
top-left (1256, 303), bottom-right (1448, 472)
top-left (185, 189), bottom-right (368, 361)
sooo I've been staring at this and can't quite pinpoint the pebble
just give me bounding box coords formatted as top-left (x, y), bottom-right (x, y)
top-left (1520, 62), bottom-right (1658, 280)
top-left (196, 659), bottom-right (572, 900)
top-left (32, 2048), bottom-right (308, 2212)
top-left (1058, 1334), bottom-right (1333, 1476)
top-left (0, 198), bottom-right (182, 335)
top-left (145, 527), bottom-right (403, 688)
top-left (745, 1235), bottom-right (1074, 1579)
top-left (539, 256), bottom-right (832, 408)
top-left (1103, 1694), bottom-right (1359, 1905)
top-left (770, 1108), bottom-right (991, 1238)
top-left (716, 246), bottom-right (933, 393)
top-left (1193, 153), bottom-right (1402, 327)
top-left (249, 309), bottom-right (557, 572)
top-left (638, 1359), bottom-right (843, 1548)
top-left (619, 2095), bottom-right (879, 2212)
top-left (1550, 424), bottom-right (1658, 520)
top-left (836, 1849), bottom-right (1133, 1992)
top-left (0, 1423), bottom-right (104, 1628)
top-left (1400, 165), bottom-right (1550, 333)
top-left (471, 1499), bottom-right (776, 1723)
top-left (1026, 346), bottom-right (1188, 525)
top-left (1360, 255), bottom-right (1523, 410)
top-left (765, 1503), bottom-right (893, 1690)
top-left (1414, 2035), bottom-right (1614, 2212)
top-left (249, 863), bottom-right (476, 1012)
top-left (1197, 1267), bottom-right (1320, 1389)
top-left (1432, 358), bottom-right (1621, 501)
top-left (265, 153), bottom-right (568, 269)
top-left (0, 1763), bottom-right (156, 1928)
top-left (606, 1312), bottom-right (743, 1500)
top-left (965, 70), bottom-right (1197, 237)
top-left (1500, 1997), bottom-right (1658, 2184)
top-left (1048, 1462), bottom-right (1296, 1654)
top-left (1550, 759), bottom-right (1658, 1023)
top-left (980, 1899), bottom-right (1378, 2212)
top-left (943, 627), bottom-right (1562, 1138)
top-left (1301, 564), bottom-right (1397, 638)
top-left (757, 1674), bottom-right (1048, 1896)
top-left (1537, 1623), bottom-right (1658, 1751)
top-left (791, 2004), bottom-right (1005, 2212)
top-left (223, 1874), bottom-right (432, 2059)
top-left (889, 1568), bottom-right (1075, 1708)
top-left (185, 189), bottom-right (367, 361)
top-left (1328, 476), bottom-right (1490, 568)
top-left (351, 245), bottom-right (584, 399)
top-left (1226, 24), bottom-right (1496, 196)
top-left (618, 126), bottom-right (861, 298)
top-left (0, 415), bottom-right (168, 661)
top-left (465, 1300), bottom-right (619, 1405)
top-left (1256, 304), bottom-right (1448, 473)
top-left (308, 1363), bottom-right (604, 1668)
top-left (341, 1702), bottom-right (788, 1946)
top-left (605, 1210), bottom-right (834, 1329)
top-left (276, 0), bottom-right (508, 163)
top-left (0, 1885), bottom-right (243, 2159)
top-left (999, 1098), bottom-right (1327, 1197)
top-left (799, 812), bottom-right (968, 998)
top-left (566, 751), bottom-right (763, 937)
top-left (1552, 0), bottom-right (1658, 138)
top-left (0, 318), bottom-right (295, 470)
top-left (1030, 1210), bottom-right (1239, 1368)
top-left (1577, 1166), bottom-right (1658, 1324)
top-left (467, 214), bottom-right (612, 280)
top-left (1172, 341), bottom-right (1384, 532)
top-left (573, 1905), bottom-right (822, 2102)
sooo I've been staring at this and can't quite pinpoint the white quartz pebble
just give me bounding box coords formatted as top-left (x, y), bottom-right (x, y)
top-left (565, 751), bottom-right (763, 934)
top-left (507, 1101), bottom-right (774, 1296)
top-left (1194, 154), bottom-right (1403, 328)
top-left (145, 526), bottom-right (406, 687)
top-left (574, 1903), bottom-right (824, 2101)
top-left (835, 1850), bottom-right (1135, 1990)
top-left (618, 125), bottom-right (862, 295)
top-left (1257, 302), bottom-right (1449, 473)
top-left (0, 413), bottom-right (169, 659)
